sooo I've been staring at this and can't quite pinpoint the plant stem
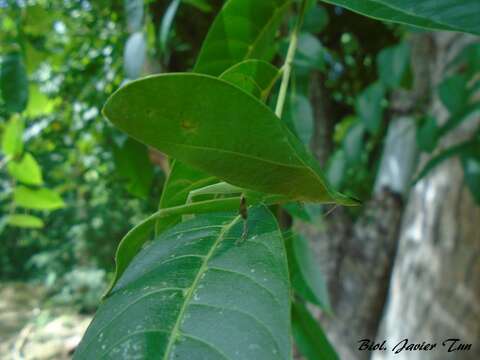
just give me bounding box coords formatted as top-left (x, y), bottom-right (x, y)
top-left (275, 0), bottom-right (307, 118)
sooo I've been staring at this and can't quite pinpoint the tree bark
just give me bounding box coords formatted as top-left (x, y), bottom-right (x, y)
top-left (373, 32), bottom-right (480, 360)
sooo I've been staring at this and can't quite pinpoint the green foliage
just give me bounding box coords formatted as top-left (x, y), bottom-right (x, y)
top-left (377, 42), bottom-right (410, 89)
top-left (287, 234), bottom-right (331, 311)
top-left (6, 214), bottom-right (44, 229)
top-left (194, 0), bottom-right (291, 75)
top-left (2, 115), bottom-right (24, 157)
top-left (1, 52), bottom-right (29, 113)
top-left (14, 186), bottom-right (65, 211)
top-left (75, 208), bottom-right (292, 360)
top-left (7, 152), bottom-right (43, 185)
top-left (320, 0), bottom-right (480, 35)
top-left (355, 82), bottom-right (385, 134)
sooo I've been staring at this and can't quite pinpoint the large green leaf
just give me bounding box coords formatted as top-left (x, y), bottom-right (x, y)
top-left (103, 73), bottom-right (357, 205)
top-left (292, 300), bottom-right (339, 360)
top-left (7, 152), bottom-right (43, 185)
top-left (75, 207), bottom-right (292, 359)
top-left (194, 0), bottom-right (291, 75)
top-left (14, 186), bottom-right (65, 211)
top-left (320, 0), bottom-right (480, 35)
top-left (1, 52), bottom-right (29, 113)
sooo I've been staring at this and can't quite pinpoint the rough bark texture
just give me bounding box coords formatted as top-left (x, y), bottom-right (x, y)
top-left (373, 33), bottom-right (480, 360)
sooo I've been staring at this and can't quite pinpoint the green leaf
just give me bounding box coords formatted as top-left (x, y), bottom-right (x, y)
top-left (355, 82), bottom-right (384, 134)
top-left (437, 74), bottom-right (469, 115)
top-left (295, 33), bottom-right (325, 70)
top-left (287, 234), bottom-right (331, 312)
top-left (220, 59), bottom-right (280, 101)
top-left (25, 84), bottom-right (55, 117)
top-left (124, 0), bottom-right (144, 32)
top-left (285, 93), bottom-right (314, 146)
top-left (413, 139), bottom-right (477, 184)
top-left (7, 152), bottom-right (43, 185)
top-left (124, 32), bottom-right (146, 79)
top-left (303, 4), bottom-right (329, 33)
top-left (194, 0), bottom-right (291, 75)
top-left (461, 149), bottom-right (480, 204)
top-left (106, 197), bottom-right (242, 296)
top-left (343, 122), bottom-right (365, 164)
top-left (292, 300), bottom-right (339, 360)
top-left (103, 73), bottom-right (357, 205)
top-left (14, 186), bottom-right (65, 211)
top-left (159, 0), bottom-right (181, 54)
top-left (2, 115), bottom-right (24, 157)
top-left (7, 214), bottom-right (44, 229)
top-left (75, 207), bottom-right (292, 360)
top-left (113, 137), bottom-right (154, 199)
top-left (1, 52), bottom-right (29, 113)
top-left (327, 150), bottom-right (346, 189)
top-left (417, 116), bottom-right (439, 152)
top-left (377, 42), bottom-right (410, 89)
top-left (320, 0), bottom-right (480, 35)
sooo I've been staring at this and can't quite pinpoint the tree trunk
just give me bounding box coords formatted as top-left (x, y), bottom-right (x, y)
top-left (373, 32), bottom-right (480, 360)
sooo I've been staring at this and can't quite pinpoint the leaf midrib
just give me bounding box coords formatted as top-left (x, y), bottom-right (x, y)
top-left (162, 214), bottom-right (242, 359)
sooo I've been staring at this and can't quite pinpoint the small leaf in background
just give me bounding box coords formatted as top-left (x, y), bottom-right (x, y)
top-left (7, 214), bottom-right (44, 229)
top-left (14, 186), bottom-right (65, 211)
top-left (295, 33), bottom-right (325, 71)
top-left (327, 150), bottom-right (346, 189)
top-left (320, 0), bottom-right (480, 35)
top-left (25, 85), bottom-right (55, 117)
top-left (285, 93), bottom-right (314, 146)
top-left (377, 42), bottom-right (411, 90)
top-left (123, 32), bottom-right (146, 79)
top-left (23, 4), bottom-right (54, 35)
top-left (438, 74), bottom-right (469, 115)
top-left (417, 116), bottom-right (439, 152)
top-left (159, 0), bottom-right (181, 54)
top-left (7, 152), bottom-right (43, 185)
top-left (355, 82), bottom-right (385, 134)
top-left (413, 140), bottom-right (476, 184)
top-left (461, 150), bottom-right (480, 204)
top-left (292, 300), bottom-right (339, 360)
top-left (2, 116), bottom-right (24, 157)
top-left (76, 207), bottom-right (291, 360)
top-left (287, 234), bottom-right (332, 312)
top-left (124, 0), bottom-right (144, 32)
top-left (220, 59), bottom-right (280, 101)
top-left (194, 0), bottom-right (291, 75)
top-left (112, 137), bottom-right (154, 199)
top-left (303, 4), bottom-right (329, 33)
top-left (1, 52), bottom-right (29, 113)
top-left (343, 122), bottom-right (365, 164)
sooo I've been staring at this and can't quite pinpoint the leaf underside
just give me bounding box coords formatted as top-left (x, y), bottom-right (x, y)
top-left (103, 73), bottom-right (357, 205)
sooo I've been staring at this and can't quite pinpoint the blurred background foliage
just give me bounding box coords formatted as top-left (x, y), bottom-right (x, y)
top-left (1, 0), bottom-right (479, 317)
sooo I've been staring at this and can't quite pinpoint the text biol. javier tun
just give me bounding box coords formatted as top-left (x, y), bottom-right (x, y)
top-left (358, 338), bottom-right (472, 354)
